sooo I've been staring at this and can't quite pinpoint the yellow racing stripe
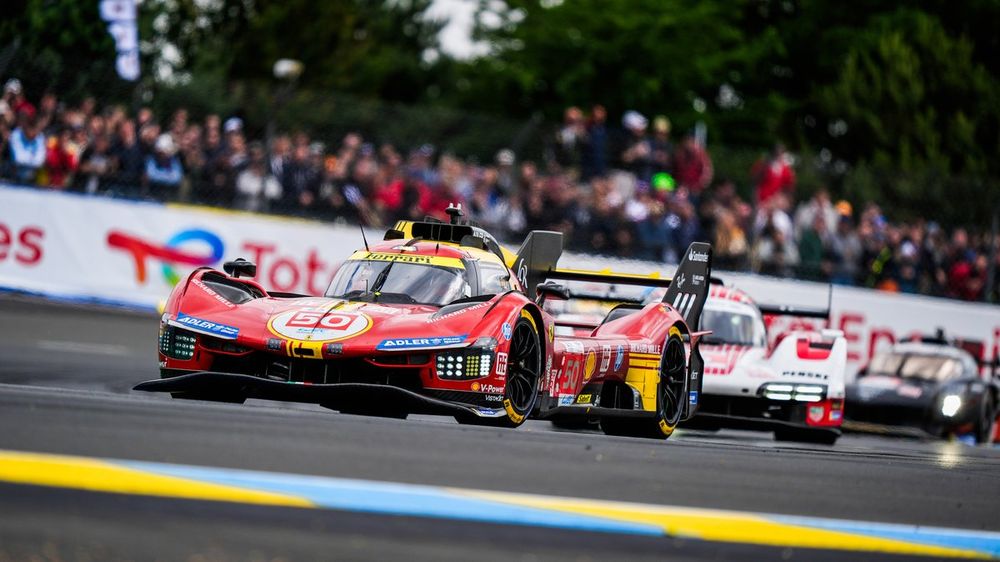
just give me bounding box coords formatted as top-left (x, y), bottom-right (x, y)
top-left (458, 491), bottom-right (988, 559)
top-left (0, 450), bottom-right (312, 508)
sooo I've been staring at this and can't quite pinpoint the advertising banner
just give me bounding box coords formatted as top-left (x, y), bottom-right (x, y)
top-left (1, 184), bottom-right (998, 376)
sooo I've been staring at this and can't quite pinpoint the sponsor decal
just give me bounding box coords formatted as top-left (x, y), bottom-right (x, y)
top-left (600, 344), bottom-right (611, 372)
top-left (266, 338), bottom-right (283, 351)
top-left (808, 405), bottom-right (825, 423)
top-left (271, 309), bottom-right (372, 342)
top-left (675, 273), bottom-right (687, 288)
top-left (629, 343), bottom-right (661, 355)
top-left (475, 407), bottom-right (500, 415)
top-left (477, 384), bottom-right (505, 394)
top-left (495, 352), bottom-right (508, 377)
top-left (484, 394), bottom-right (503, 402)
top-left (377, 335), bottom-right (467, 350)
top-left (432, 302), bottom-right (488, 322)
top-left (175, 313), bottom-right (239, 339)
top-left (692, 274), bottom-right (705, 286)
top-left (614, 345), bottom-right (624, 370)
top-left (780, 370), bottom-right (830, 381)
top-left (108, 228), bottom-right (225, 285)
top-left (501, 322), bottom-right (512, 341)
top-left (688, 249), bottom-right (710, 263)
top-left (191, 278), bottom-right (235, 308)
top-left (547, 323), bottom-right (554, 343)
top-left (563, 341), bottom-right (584, 354)
top-left (583, 350), bottom-right (597, 382)
top-left (689, 391), bottom-right (699, 405)
top-left (830, 410), bottom-right (843, 422)
top-left (575, 393), bottom-right (593, 404)
top-left (324, 342), bottom-right (344, 355)
top-left (558, 395), bottom-right (574, 406)
top-left (390, 245), bottom-right (417, 252)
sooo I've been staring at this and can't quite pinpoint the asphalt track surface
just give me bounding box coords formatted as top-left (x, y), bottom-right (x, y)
top-left (1, 295), bottom-right (999, 561)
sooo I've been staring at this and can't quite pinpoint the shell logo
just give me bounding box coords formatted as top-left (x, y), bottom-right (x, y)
top-left (583, 349), bottom-right (597, 382)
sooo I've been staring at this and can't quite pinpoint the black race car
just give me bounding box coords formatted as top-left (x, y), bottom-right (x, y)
top-left (845, 335), bottom-right (1000, 444)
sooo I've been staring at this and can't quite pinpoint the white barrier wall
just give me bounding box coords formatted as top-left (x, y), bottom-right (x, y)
top-left (2, 184), bottom-right (998, 376)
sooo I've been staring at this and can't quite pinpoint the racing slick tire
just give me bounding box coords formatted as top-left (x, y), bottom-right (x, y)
top-left (601, 327), bottom-right (686, 440)
top-left (972, 393), bottom-right (997, 445)
top-left (456, 312), bottom-right (541, 428)
top-left (774, 427), bottom-right (839, 445)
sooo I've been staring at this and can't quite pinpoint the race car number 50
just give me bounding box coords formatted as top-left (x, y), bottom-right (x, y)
top-left (269, 310), bottom-right (372, 342)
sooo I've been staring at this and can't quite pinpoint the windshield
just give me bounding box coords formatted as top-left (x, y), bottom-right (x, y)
top-left (868, 353), bottom-right (964, 382)
top-left (701, 309), bottom-right (764, 346)
top-left (326, 260), bottom-right (472, 306)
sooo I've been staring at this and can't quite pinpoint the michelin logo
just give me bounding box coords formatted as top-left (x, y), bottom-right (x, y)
top-left (377, 335), bottom-right (467, 350)
top-left (175, 313), bottom-right (239, 340)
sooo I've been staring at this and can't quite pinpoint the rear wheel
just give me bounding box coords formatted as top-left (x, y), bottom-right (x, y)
top-left (774, 427), bottom-right (839, 445)
top-left (456, 312), bottom-right (541, 428)
top-left (601, 328), bottom-right (686, 440)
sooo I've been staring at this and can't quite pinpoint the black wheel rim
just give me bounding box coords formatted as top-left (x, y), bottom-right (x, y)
top-left (506, 319), bottom-right (541, 412)
top-left (659, 336), bottom-right (686, 426)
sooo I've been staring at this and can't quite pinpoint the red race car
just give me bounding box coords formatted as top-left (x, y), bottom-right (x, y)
top-left (136, 206), bottom-right (714, 439)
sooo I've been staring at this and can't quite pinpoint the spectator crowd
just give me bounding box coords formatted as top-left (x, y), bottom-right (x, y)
top-left (2, 78), bottom-right (998, 302)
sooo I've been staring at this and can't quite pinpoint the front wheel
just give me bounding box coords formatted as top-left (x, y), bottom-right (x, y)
top-left (601, 327), bottom-right (686, 440)
top-left (456, 312), bottom-right (541, 428)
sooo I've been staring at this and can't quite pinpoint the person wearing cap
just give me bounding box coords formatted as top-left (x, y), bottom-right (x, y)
top-left (619, 110), bottom-right (655, 182)
top-left (144, 134), bottom-right (184, 200)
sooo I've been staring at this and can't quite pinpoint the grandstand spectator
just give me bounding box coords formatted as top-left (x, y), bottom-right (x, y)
top-left (234, 142), bottom-right (282, 213)
top-left (752, 143), bottom-right (796, 205)
top-left (711, 209), bottom-right (749, 271)
top-left (793, 188), bottom-right (837, 240)
top-left (830, 215), bottom-right (863, 285)
top-left (552, 106), bottom-right (586, 172)
top-left (144, 134), bottom-right (184, 199)
top-left (619, 110), bottom-right (654, 182)
top-left (8, 113), bottom-right (46, 183)
top-left (111, 120), bottom-right (144, 197)
top-left (279, 142), bottom-right (320, 214)
top-left (754, 223), bottom-right (800, 278)
top-left (798, 213), bottom-right (832, 281)
top-left (650, 115), bottom-right (673, 176)
top-left (581, 105), bottom-right (608, 180)
top-left (75, 133), bottom-right (115, 194)
top-left (42, 126), bottom-right (78, 188)
top-left (673, 133), bottom-right (713, 198)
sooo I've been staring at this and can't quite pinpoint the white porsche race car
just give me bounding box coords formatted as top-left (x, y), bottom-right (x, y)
top-left (688, 284), bottom-right (847, 444)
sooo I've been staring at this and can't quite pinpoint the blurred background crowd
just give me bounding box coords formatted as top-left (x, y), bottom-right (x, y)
top-left (2, 79), bottom-right (997, 303)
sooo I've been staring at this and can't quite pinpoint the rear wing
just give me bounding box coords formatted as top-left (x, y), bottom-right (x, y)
top-left (662, 242), bottom-right (714, 329)
top-left (540, 243), bottom-right (715, 329)
top-left (757, 284), bottom-right (833, 322)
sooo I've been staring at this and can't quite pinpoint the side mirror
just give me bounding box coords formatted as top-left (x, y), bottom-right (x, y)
top-left (224, 258), bottom-right (257, 279)
top-left (535, 281), bottom-right (570, 304)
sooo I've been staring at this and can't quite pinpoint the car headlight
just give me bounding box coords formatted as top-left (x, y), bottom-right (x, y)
top-left (436, 350), bottom-right (492, 380)
top-left (761, 383), bottom-right (827, 402)
top-left (941, 394), bottom-right (962, 417)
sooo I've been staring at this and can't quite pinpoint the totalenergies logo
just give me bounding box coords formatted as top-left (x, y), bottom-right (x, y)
top-left (107, 228), bottom-right (225, 285)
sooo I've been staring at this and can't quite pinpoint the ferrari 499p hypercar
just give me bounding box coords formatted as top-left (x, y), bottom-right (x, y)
top-left (136, 205), bottom-right (715, 439)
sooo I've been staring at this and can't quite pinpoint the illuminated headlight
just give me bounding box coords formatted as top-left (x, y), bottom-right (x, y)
top-left (159, 326), bottom-right (197, 360)
top-left (762, 383), bottom-right (826, 402)
top-left (941, 395), bottom-right (962, 417)
top-left (436, 350), bottom-right (492, 380)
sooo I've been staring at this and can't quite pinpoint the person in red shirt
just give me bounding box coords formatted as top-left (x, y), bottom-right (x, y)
top-left (673, 133), bottom-right (713, 197)
top-left (752, 143), bottom-right (796, 205)
top-left (44, 127), bottom-right (78, 189)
